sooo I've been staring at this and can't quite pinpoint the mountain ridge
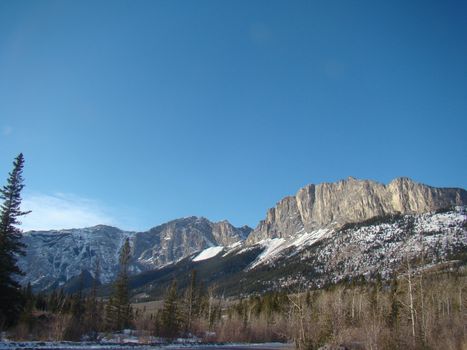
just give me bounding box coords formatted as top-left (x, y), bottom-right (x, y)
top-left (247, 176), bottom-right (466, 243)
top-left (17, 176), bottom-right (466, 293)
top-left (126, 206), bottom-right (467, 299)
top-left (18, 216), bottom-right (251, 291)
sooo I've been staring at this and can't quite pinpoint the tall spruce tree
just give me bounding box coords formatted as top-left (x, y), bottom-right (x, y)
top-left (63, 290), bottom-right (85, 340)
top-left (160, 280), bottom-right (180, 339)
top-left (107, 238), bottom-right (132, 331)
top-left (0, 153), bottom-right (30, 326)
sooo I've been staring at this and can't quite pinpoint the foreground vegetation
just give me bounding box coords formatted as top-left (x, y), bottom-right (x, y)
top-left (4, 266), bottom-right (466, 350)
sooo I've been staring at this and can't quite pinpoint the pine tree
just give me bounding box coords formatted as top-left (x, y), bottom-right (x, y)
top-left (105, 296), bottom-right (116, 331)
top-left (63, 291), bottom-right (85, 340)
top-left (160, 280), bottom-right (180, 339)
top-left (18, 282), bottom-right (35, 332)
top-left (183, 270), bottom-right (199, 334)
top-left (84, 260), bottom-right (102, 338)
top-left (388, 275), bottom-right (400, 328)
top-left (107, 238), bottom-right (132, 331)
top-left (0, 153), bottom-right (30, 326)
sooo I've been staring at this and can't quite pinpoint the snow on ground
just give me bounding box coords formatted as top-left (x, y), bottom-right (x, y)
top-left (192, 246), bottom-right (224, 262)
top-left (0, 342), bottom-right (291, 350)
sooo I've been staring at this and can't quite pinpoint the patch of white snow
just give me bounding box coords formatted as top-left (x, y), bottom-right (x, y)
top-left (249, 238), bottom-right (286, 269)
top-left (192, 246), bottom-right (224, 262)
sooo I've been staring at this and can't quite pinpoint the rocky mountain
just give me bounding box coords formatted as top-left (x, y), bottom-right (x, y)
top-left (18, 217), bottom-right (251, 291)
top-left (247, 177), bottom-right (467, 243)
top-left (19, 225), bottom-right (133, 291)
top-left (132, 216), bottom-right (251, 268)
top-left (129, 206), bottom-right (467, 299)
top-left (17, 176), bottom-right (466, 295)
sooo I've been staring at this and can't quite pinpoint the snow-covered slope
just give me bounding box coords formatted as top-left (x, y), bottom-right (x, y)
top-left (248, 228), bottom-right (332, 269)
top-left (245, 206), bottom-right (467, 290)
top-left (121, 207), bottom-right (467, 299)
top-left (192, 246), bottom-right (224, 262)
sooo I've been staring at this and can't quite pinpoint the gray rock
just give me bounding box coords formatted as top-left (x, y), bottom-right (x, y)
top-left (133, 216), bottom-right (250, 267)
top-left (247, 177), bottom-right (467, 243)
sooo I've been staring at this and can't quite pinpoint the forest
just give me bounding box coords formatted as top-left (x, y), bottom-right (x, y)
top-left (5, 264), bottom-right (467, 350)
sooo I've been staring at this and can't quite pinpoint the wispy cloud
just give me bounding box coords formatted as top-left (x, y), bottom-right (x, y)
top-left (20, 193), bottom-right (116, 231)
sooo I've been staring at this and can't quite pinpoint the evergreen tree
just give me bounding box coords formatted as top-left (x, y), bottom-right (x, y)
top-left (84, 260), bottom-right (103, 338)
top-left (55, 288), bottom-right (67, 313)
top-left (160, 280), bottom-right (180, 339)
top-left (183, 270), bottom-right (199, 333)
top-left (63, 291), bottom-right (85, 340)
top-left (105, 296), bottom-right (116, 331)
top-left (107, 238), bottom-right (132, 331)
top-left (388, 275), bottom-right (400, 328)
top-left (0, 153), bottom-right (30, 326)
top-left (18, 283), bottom-right (35, 332)
top-left (34, 292), bottom-right (47, 311)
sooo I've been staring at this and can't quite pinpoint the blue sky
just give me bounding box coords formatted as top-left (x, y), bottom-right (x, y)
top-left (1, 0), bottom-right (466, 231)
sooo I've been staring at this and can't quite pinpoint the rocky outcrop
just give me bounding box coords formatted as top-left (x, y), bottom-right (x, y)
top-left (212, 220), bottom-right (252, 245)
top-left (133, 217), bottom-right (250, 267)
top-left (18, 225), bottom-right (134, 291)
top-left (247, 177), bottom-right (467, 243)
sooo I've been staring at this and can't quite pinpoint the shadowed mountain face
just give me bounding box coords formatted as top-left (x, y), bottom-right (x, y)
top-left (17, 177), bottom-right (466, 293)
top-left (18, 217), bottom-right (251, 291)
top-left (247, 177), bottom-right (467, 243)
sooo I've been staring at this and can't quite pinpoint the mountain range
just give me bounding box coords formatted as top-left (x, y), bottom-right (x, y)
top-left (17, 177), bottom-right (467, 296)
top-left (19, 217), bottom-right (251, 291)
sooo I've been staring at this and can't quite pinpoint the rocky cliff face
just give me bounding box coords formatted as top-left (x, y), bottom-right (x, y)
top-left (18, 225), bottom-right (134, 291)
top-left (19, 217), bottom-right (251, 291)
top-left (133, 216), bottom-right (251, 267)
top-left (247, 177), bottom-right (467, 243)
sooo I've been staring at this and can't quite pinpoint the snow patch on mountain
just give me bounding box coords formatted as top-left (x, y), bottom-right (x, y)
top-left (248, 228), bottom-right (333, 269)
top-left (249, 238), bottom-right (286, 269)
top-left (192, 246), bottom-right (224, 262)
